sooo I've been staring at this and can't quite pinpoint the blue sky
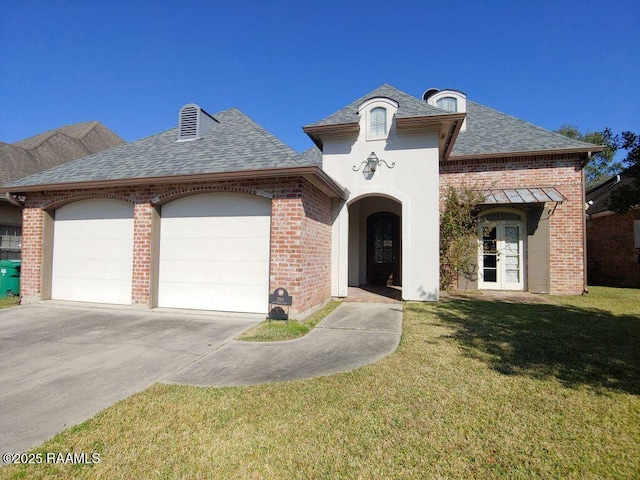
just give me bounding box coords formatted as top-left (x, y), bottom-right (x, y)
top-left (1, 1), bottom-right (638, 153)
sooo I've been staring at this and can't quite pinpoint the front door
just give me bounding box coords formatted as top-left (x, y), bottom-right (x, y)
top-left (367, 212), bottom-right (400, 285)
top-left (478, 221), bottom-right (524, 290)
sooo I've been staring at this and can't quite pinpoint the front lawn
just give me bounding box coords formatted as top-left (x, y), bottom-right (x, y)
top-left (238, 300), bottom-right (341, 341)
top-left (3, 287), bottom-right (639, 479)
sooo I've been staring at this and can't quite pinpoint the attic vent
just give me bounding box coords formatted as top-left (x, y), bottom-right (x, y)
top-left (180, 105), bottom-right (198, 139)
top-left (177, 103), bottom-right (217, 142)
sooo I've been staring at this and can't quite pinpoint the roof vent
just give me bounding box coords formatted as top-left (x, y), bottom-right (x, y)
top-left (177, 103), bottom-right (217, 141)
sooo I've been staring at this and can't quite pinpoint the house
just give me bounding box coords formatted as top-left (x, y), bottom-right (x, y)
top-left (586, 167), bottom-right (640, 287)
top-left (1, 85), bottom-right (601, 317)
top-left (0, 122), bottom-right (124, 259)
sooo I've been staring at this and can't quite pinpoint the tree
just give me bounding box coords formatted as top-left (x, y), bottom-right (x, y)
top-left (556, 125), bottom-right (620, 189)
top-left (439, 185), bottom-right (485, 290)
top-left (608, 131), bottom-right (640, 213)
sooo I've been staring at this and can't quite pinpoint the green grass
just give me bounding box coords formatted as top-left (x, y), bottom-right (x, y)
top-left (238, 300), bottom-right (342, 341)
top-left (0, 296), bottom-right (19, 309)
top-left (2, 287), bottom-right (639, 479)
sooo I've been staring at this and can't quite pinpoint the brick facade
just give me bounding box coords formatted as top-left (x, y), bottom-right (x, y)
top-left (440, 153), bottom-right (586, 294)
top-left (20, 176), bottom-right (333, 317)
top-left (587, 209), bottom-right (640, 287)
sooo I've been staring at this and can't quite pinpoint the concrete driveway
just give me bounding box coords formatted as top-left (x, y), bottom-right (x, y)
top-left (1, 301), bottom-right (402, 458)
top-left (0, 303), bottom-right (261, 456)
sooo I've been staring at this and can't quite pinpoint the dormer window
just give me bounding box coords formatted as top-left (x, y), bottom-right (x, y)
top-left (369, 107), bottom-right (387, 138)
top-left (423, 88), bottom-right (467, 131)
top-left (358, 97), bottom-right (398, 141)
top-left (436, 97), bottom-right (457, 112)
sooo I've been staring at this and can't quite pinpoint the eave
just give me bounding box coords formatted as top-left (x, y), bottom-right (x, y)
top-left (302, 123), bottom-right (360, 149)
top-left (1, 166), bottom-right (349, 201)
top-left (396, 113), bottom-right (466, 161)
top-left (448, 145), bottom-right (604, 165)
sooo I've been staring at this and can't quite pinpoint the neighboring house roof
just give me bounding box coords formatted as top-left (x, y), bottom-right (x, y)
top-left (5, 108), bottom-right (305, 188)
top-left (451, 101), bottom-right (599, 158)
top-left (586, 167), bottom-right (639, 215)
top-left (1, 121), bottom-right (124, 186)
top-left (304, 84), bottom-right (447, 128)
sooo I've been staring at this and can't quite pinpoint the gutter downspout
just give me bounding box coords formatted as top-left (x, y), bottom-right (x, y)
top-left (582, 152), bottom-right (591, 294)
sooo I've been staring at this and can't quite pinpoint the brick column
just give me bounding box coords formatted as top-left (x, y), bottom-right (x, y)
top-left (270, 197), bottom-right (303, 316)
top-left (131, 203), bottom-right (156, 307)
top-left (20, 207), bottom-right (45, 303)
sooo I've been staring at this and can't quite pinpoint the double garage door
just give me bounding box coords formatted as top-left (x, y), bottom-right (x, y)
top-left (51, 194), bottom-right (271, 313)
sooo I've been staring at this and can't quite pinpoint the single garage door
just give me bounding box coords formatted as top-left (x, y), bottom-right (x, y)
top-left (51, 198), bottom-right (134, 304)
top-left (158, 192), bottom-right (271, 313)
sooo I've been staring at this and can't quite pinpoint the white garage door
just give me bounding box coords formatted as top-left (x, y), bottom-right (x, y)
top-left (52, 199), bottom-right (134, 304)
top-left (158, 193), bottom-right (271, 313)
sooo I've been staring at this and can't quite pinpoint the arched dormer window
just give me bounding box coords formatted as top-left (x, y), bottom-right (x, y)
top-left (369, 107), bottom-right (387, 138)
top-left (436, 97), bottom-right (457, 112)
top-left (424, 88), bottom-right (467, 131)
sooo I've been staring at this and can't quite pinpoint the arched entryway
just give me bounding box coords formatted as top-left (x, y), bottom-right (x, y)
top-left (347, 196), bottom-right (402, 290)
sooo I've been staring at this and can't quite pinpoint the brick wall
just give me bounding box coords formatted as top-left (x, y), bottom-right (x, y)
top-left (587, 208), bottom-right (640, 287)
top-left (20, 176), bottom-right (334, 316)
top-left (440, 153), bottom-right (586, 294)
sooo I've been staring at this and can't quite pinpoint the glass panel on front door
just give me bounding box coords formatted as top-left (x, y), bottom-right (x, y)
top-left (479, 220), bottom-right (524, 290)
top-left (482, 225), bottom-right (498, 284)
top-left (503, 225), bottom-right (520, 284)
top-left (373, 217), bottom-right (393, 264)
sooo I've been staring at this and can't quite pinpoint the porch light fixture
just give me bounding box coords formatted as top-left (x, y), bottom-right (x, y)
top-left (352, 152), bottom-right (395, 173)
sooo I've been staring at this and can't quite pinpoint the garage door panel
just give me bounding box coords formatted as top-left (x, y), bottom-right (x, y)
top-left (158, 237), bottom-right (271, 263)
top-left (54, 218), bottom-right (133, 239)
top-left (52, 258), bottom-right (133, 281)
top-left (51, 238), bottom-right (134, 260)
top-left (52, 278), bottom-right (133, 304)
top-left (160, 259), bottom-right (268, 284)
top-left (158, 282), bottom-right (267, 313)
top-left (161, 216), bottom-right (270, 239)
top-left (52, 199), bottom-right (134, 305)
top-left (161, 194), bottom-right (271, 218)
top-left (158, 193), bottom-right (271, 313)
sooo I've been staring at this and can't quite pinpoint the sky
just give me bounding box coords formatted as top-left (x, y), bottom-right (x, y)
top-left (1, 1), bottom-right (638, 153)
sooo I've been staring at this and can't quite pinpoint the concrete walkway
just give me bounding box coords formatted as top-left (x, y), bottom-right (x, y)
top-left (166, 302), bottom-right (403, 386)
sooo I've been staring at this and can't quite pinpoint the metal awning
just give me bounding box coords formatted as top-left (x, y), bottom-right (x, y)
top-left (480, 187), bottom-right (567, 204)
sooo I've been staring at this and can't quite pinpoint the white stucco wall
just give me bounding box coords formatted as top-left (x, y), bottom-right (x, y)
top-left (321, 99), bottom-right (441, 301)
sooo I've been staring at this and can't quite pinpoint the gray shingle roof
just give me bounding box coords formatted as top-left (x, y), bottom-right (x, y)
top-left (1, 121), bottom-right (123, 186)
top-left (305, 84), bottom-right (447, 128)
top-left (296, 146), bottom-right (323, 167)
top-left (6, 108), bottom-right (304, 188)
top-left (451, 101), bottom-right (598, 157)
top-left (304, 84), bottom-right (598, 157)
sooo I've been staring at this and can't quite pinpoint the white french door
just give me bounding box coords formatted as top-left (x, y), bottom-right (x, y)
top-left (478, 221), bottom-right (524, 290)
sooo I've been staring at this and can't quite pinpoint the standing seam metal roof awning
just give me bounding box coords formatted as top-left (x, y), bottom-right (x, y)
top-left (480, 187), bottom-right (567, 204)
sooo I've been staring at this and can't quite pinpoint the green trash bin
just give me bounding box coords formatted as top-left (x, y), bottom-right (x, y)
top-left (0, 260), bottom-right (21, 298)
